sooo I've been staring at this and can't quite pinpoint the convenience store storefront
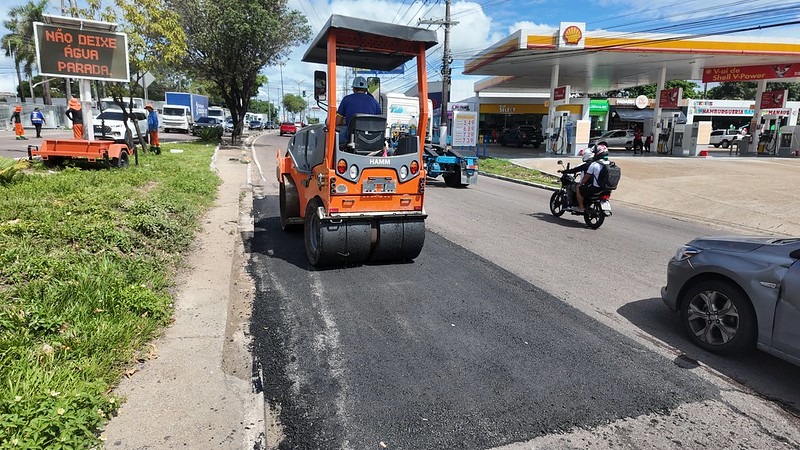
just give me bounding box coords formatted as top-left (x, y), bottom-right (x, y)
top-left (478, 102), bottom-right (583, 136)
top-left (687, 99), bottom-right (799, 129)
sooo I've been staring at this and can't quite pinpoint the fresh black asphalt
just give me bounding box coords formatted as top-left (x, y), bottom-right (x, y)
top-left (248, 194), bottom-right (718, 450)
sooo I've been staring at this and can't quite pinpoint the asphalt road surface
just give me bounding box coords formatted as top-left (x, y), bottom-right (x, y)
top-left (248, 133), bottom-right (800, 449)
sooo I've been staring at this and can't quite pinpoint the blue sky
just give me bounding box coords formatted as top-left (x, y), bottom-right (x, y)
top-left (3, 0), bottom-right (800, 98)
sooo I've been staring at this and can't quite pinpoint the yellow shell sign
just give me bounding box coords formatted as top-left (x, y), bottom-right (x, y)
top-left (562, 25), bottom-right (582, 45)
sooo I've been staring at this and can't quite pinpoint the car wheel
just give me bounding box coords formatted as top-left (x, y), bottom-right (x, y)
top-left (721, 140), bottom-right (730, 148)
top-left (680, 280), bottom-right (756, 354)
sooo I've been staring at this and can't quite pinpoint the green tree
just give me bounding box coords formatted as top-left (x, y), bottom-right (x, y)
top-left (176, 0), bottom-right (310, 143)
top-left (72, 0), bottom-right (187, 153)
top-left (604, 80), bottom-right (701, 99)
top-left (283, 93), bottom-right (306, 121)
top-left (2, 0), bottom-right (49, 103)
top-left (706, 82), bottom-right (800, 101)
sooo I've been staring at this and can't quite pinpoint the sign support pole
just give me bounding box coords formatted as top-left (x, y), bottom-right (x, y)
top-left (80, 78), bottom-right (94, 140)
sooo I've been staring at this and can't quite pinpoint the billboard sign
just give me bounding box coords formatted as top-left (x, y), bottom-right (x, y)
top-left (702, 64), bottom-right (800, 83)
top-left (760, 89), bottom-right (788, 110)
top-left (356, 65), bottom-right (405, 75)
top-left (659, 87), bottom-right (682, 108)
top-left (553, 85), bottom-right (570, 106)
top-left (452, 111), bottom-right (477, 147)
top-left (34, 22), bottom-right (129, 82)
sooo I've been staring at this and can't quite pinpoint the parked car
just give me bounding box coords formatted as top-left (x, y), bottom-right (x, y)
top-left (192, 116), bottom-right (224, 136)
top-left (662, 236), bottom-right (800, 366)
top-left (249, 120), bottom-right (264, 131)
top-left (93, 109), bottom-right (149, 145)
top-left (499, 125), bottom-right (542, 148)
top-left (279, 122), bottom-right (297, 136)
top-left (589, 129), bottom-right (635, 150)
top-left (709, 129), bottom-right (745, 148)
top-left (224, 117), bottom-right (235, 133)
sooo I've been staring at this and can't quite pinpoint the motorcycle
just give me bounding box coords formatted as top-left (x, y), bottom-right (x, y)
top-left (549, 160), bottom-right (613, 229)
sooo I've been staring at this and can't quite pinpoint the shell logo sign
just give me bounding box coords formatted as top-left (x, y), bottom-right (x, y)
top-left (558, 22), bottom-right (585, 50)
top-left (562, 26), bottom-right (582, 45)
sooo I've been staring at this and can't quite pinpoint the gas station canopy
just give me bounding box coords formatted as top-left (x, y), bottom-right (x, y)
top-left (464, 28), bottom-right (800, 94)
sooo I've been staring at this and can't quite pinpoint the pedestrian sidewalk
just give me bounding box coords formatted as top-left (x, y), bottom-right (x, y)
top-left (101, 143), bottom-right (263, 448)
top-left (512, 154), bottom-right (800, 236)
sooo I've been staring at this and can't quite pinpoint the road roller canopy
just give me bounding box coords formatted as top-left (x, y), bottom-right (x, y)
top-left (302, 14), bottom-right (439, 71)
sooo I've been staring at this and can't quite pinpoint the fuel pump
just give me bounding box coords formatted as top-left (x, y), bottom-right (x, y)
top-left (777, 124), bottom-right (800, 156)
top-left (757, 114), bottom-right (787, 154)
top-left (549, 111), bottom-right (570, 154)
top-left (657, 113), bottom-right (680, 154)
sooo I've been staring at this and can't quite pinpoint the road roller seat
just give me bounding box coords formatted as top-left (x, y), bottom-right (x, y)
top-left (344, 114), bottom-right (386, 155)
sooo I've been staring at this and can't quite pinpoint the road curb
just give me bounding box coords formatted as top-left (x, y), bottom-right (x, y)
top-left (478, 170), bottom-right (559, 192)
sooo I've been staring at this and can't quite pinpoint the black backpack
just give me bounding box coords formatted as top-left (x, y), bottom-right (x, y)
top-left (597, 161), bottom-right (621, 190)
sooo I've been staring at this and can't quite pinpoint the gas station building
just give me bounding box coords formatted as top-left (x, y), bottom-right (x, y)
top-left (458, 23), bottom-right (800, 156)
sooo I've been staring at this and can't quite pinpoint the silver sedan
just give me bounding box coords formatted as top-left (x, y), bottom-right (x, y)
top-left (662, 236), bottom-right (800, 366)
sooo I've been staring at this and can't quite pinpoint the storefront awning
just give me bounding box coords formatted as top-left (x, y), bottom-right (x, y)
top-left (612, 108), bottom-right (686, 123)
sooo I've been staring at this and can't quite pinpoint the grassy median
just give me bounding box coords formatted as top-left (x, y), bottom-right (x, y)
top-left (0, 143), bottom-right (220, 448)
top-left (478, 157), bottom-right (559, 187)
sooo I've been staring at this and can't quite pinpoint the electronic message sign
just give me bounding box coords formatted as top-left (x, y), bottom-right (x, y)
top-left (34, 22), bottom-right (129, 82)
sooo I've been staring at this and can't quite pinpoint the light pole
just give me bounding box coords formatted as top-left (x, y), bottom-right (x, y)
top-left (280, 64), bottom-right (285, 122)
top-left (296, 79), bottom-right (305, 122)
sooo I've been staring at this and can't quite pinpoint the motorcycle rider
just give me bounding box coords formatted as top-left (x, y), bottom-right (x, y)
top-left (558, 145), bottom-right (596, 208)
top-left (575, 145), bottom-right (610, 214)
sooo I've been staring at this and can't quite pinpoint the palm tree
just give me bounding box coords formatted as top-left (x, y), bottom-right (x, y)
top-left (2, 20), bottom-right (26, 101)
top-left (3, 0), bottom-right (52, 104)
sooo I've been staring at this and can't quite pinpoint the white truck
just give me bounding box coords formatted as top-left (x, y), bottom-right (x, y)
top-left (207, 106), bottom-right (230, 122)
top-left (161, 105), bottom-right (193, 133)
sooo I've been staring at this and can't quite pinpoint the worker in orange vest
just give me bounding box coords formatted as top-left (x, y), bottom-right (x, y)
top-left (65, 98), bottom-right (84, 139)
top-left (9, 105), bottom-right (27, 140)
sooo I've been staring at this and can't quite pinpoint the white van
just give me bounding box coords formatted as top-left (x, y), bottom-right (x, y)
top-left (161, 105), bottom-right (193, 133)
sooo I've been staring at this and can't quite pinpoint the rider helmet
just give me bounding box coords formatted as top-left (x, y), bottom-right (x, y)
top-left (593, 144), bottom-right (609, 161)
top-left (581, 147), bottom-right (595, 162)
top-left (352, 76), bottom-right (368, 90)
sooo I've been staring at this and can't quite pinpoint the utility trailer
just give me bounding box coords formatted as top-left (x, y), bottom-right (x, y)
top-left (423, 145), bottom-right (478, 187)
top-left (28, 139), bottom-right (132, 168)
top-left (276, 15), bottom-right (438, 267)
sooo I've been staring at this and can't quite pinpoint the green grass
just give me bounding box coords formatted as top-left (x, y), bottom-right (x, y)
top-left (478, 157), bottom-right (559, 187)
top-left (0, 144), bottom-right (221, 449)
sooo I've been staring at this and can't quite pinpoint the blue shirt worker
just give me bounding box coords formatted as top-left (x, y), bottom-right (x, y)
top-left (144, 104), bottom-right (161, 154)
top-left (336, 76), bottom-right (381, 145)
top-left (30, 107), bottom-right (46, 138)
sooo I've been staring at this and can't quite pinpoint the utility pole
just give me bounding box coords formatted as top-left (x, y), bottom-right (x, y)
top-left (419, 0), bottom-right (458, 147)
top-left (280, 63), bottom-right (285, 122)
